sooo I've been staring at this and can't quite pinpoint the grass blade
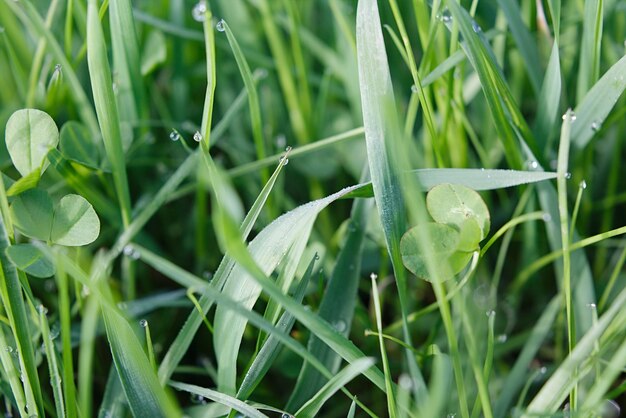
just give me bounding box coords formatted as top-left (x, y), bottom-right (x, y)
top-left (295, 358), bottom-right (376, 418)
top-left (534, 41), bottom-right (562, 150)
top-left (286, 195), bottom-right (371, 409)
top-left (571, 54), bottom-right (626, 149)
top-left (87, 0), bottom-right (132, 226)
top-left (576, 0), bottom-right (603, 101)
top-left (170, 381), bottom-right (269, 418)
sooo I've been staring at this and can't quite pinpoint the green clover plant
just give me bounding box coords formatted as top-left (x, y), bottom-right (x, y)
top-left (400, 183), bottom-right (490, 282)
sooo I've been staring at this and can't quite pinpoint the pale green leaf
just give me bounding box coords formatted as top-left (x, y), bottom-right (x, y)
top-left (9, 188), bottom-right (53, 242)
top-left (5, 108), bottom-right (59, 177)
top-left (50, 194), bottom-right (100, 246)
top-left (59, 121), bottom-right (100, 169)
top-left (426, 184), bottom-right (490, 240)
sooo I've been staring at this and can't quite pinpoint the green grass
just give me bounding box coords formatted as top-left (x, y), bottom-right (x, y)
top-left (1, 0), bottom-right (626, 417)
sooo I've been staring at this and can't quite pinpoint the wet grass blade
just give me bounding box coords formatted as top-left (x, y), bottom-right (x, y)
top-left (571, 54), bottom-right (626, 149)
top-left (170, 382), bottom-right (269, 418)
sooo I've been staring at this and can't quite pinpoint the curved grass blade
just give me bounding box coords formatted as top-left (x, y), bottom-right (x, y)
top-left (571, 54), bottom-right (626, 149)
top-left (534, 42), bottom-right (562, 150)
top-left (294, 358), bottom-right (376, 418)
top-left (286, 195), bottom-right (371, 410)
top-left (237, 256), bottom-right (315, 401)
top-left (170, 382), bottom-right (268, 418)
top-left (522, 285), bottom-right (626, 415)
top-left (158, 154), bottom-right (288, 384)
top-left (101, 306), bottom-right (181, 418)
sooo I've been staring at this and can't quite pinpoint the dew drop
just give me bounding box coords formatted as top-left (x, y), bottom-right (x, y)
top-left (486, 310), bottom-right (495, 317)
top-left (6, 346), bottom-right (13, 353)
top-left (202, 271), bottom-right (213, 281)
top-left (497, 334), bottom-right (508, 343)
top-left (565, 172), bottom-right (572, 179)
top-left (587, 303), bottom-right (597, 310)
top-left (190, 393), bottom-right (208, 404)
top-left (193, 131), bottom-right (202, 142)
top-left (370, 272), bottom-right (378, 281)
top-left (314, 254), bottom-right (320, 260)
top-left (410, 84), bottom-right (419, 93)
top-left (580, 180), bottom-right (587, 189)
top-left (285, 145), bottom-right (292, 152)
top-left (139, 319), bottom-right (148, 328)
top-left (192, 1), bottom-right (207, 22)
top-left (123, 245), bottom-right (134, 257)
top-left (169, 130), bottom-right (180, 141)
top-left (333, 320), bottom-right (347, 333)
top-left (279, 155), bottom-right (289, 166)
top-left (540, 366), bottom-right (547, 374)
top-left (438, 9), bottom-right (452, 23)
top-left (447, 414), bottom-right (457, 418)
top-left (591, 121), bottom-right (601, 131)
top-left (50, 323), bottom-right (60, 340)
top-left (254, 68), bottom-right (268, 79)
top-left (526, 160), bottom-right (538, 170)
top-left (398, 373), bottom-right (412, 389)
top-left (472, 21), bottom-right (482, 33)
top-left (37, 305), bottom-right (48, 315)
top-left (216, 19), bottom-right (225, 32)
top-left (542, 213), bottom-right (552, 222)
top-left (281, 414), bottom-right (294, 418)
top-left (20, 373), bottom-right (24, 382)
top-left (275, 134), bottom-right (287, 148)
top-left (54, 63), bottom-right (62, 72)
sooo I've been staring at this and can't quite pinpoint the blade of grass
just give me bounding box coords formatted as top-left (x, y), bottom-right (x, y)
top-left (87, 0), bottom-right (132, 227)
top-left (356, 0), bottom-right (428, 404)
top-left (56, 259), bottom-right (77, 418)
top-left (571, 54), bottom-right (626, 149)
top-left (158, 154), bottom-right (288, 384)
top-left (533, 41), bottom-right (562, 151)
top-left (170, 381), bottom-right (268, 418)
top-left (38, 304), bottom-right (65, 418)
top-left (0, 215), bottom-right (43, 417)
top-left (576, 0), bottom-right (604, 102)
top-left (295, 358), bottom-right (376, 418)
top-left (286, 190), bottom-right (371, 409)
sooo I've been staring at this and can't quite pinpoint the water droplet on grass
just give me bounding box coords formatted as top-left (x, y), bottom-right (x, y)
top-left (497, 334), bottom-right (508, 343)
top-left (411, 85), bottom-right (419, 93)
top-left (169, 130), bottom-right (180, 141)
top-left (486, 310), bottom-right (495, 317)
top-left (333, 320), bottom-right (347, 333)
top-left (216, 19), bottom-right (225, 32)
top-left (472, 21), bottom-right (482, 32)
top-left (140, 319), bottom-right (148, 328)
top-left (281, 414), bottom-right (294, 418)
top-left (192, 1), bottom-right (207, 22)
top-left (565, 172), bottom-right (572, 179)
top-left (580, 180), bottom-right (587, 189)
top-left (190, 393), bottom-right (208, 404)
top-left (54, 63), bottom-right (61, 72)
top-left (542, 213), bottom-right (552, 222)
top-left (526, 160), bottom-right (538, 169)
top-left (587, 303), bottom-right (597, 310)
top-left (540, 366), bottom-right (547, 374)
top-left (37, 305), bottom-right (48, 315)
top-left (591, 121), bottom-right (601, 131)
top-left (193, 131), bottom-right (202, 142)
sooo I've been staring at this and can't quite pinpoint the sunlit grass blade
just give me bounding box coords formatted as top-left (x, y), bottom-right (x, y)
top-left (38, 304), bottom-right (65, 417)
top-left (237, 256), bottom-right (315, 401)
top-left (356, 0), bottom-right (427, 402)
top-left (295, 358), bottom-right (376, 418)
top-left (158, 155), bottom-right (288, 384)
top-left (170, 381), bottom-right (269, 418)
top-left (86, 0), bottom-right (132, 226)
top-left (522, 285), bottom-right (626, 415)
top-left (571, 54), bottom-right (626, 149)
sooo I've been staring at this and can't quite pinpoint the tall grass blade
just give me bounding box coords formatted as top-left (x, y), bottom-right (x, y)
top-left (534, 42), bottom-right (562, 150)
top-left (86, 0), bottom-right (132, 226)
top-left (576, 0), bottom-right (603, 101)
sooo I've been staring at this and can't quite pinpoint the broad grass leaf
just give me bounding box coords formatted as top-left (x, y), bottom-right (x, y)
top-left (426, 184), bottom-right (490, 240)
top-left (6, 243), bottom-right (55, 278)
top-left (50, 194), bottom-right (100, 246)
top-left (60, 121), bottom-right (100, 169)
top-left (10, 188), bottom-right (54, 241)
top-left (6, 108), bottom-right (59, 177)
